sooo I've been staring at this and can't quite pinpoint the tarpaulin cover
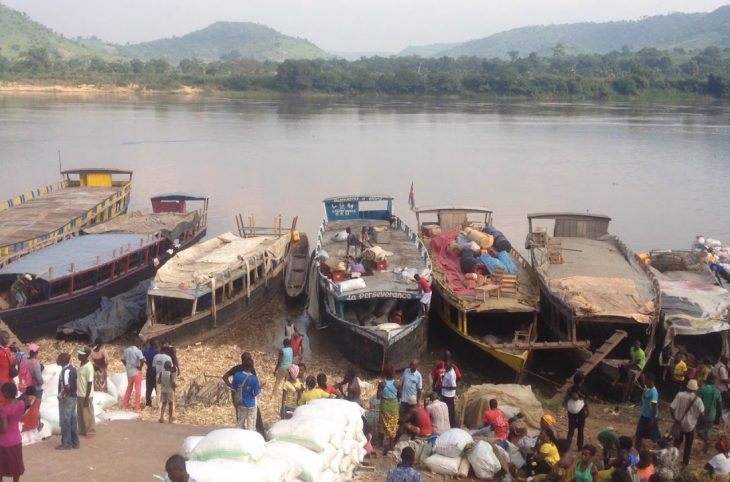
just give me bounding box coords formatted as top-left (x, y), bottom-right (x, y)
top-left (57, 279), bottom-right (150, 342)
top-left (660, 279), bottom-right (730, 335)
top-left (459, 383), bottom-right (543, 436)
top-left (83, 211), bottom-right (200, 242)
top-left (430, 230), bottom-right (475, 297)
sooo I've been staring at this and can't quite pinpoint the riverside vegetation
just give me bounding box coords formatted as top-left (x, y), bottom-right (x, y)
top-left (1, 45), bottom-right (730, 99)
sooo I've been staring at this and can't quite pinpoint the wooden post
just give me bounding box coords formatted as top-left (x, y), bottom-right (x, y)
top-left (211, 278), bottom-right (217, 327)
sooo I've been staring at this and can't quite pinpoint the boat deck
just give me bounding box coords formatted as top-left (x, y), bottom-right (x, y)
top-left (0, 187), bottom-right (120, 246)
top-left (321, 220), bottom-right (427, 296)
top-left (535, 236), bottom-right (656, 321)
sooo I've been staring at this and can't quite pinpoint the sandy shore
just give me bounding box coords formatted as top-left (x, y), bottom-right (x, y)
top-left (0, 82), bottom-right (203, 96)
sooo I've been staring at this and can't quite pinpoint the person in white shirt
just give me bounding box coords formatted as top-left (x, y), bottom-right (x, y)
top-left (425, 392), bottom-right (450, 435)
top-left (705, 438), bottom-right (730, 478)
top-left (440, 361), bottom-right (458, 428)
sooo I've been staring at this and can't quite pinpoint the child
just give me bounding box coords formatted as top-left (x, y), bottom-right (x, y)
top-left (291, 331), bottom-right (304, 363)
top-left (20, 386), bottom-right (41, 432)
top-left (618, 435), bottom-right (639, 466)
top-left (597, 428), bottom-right (619, 467)
top-left (635, 449), bottom-right (656, 482)
top-left (574, 444), bottom-right (599, 482)
top-left (654, 436), bottom-right (679, 481)
top-left (158, 361), bottom-right (177, 423)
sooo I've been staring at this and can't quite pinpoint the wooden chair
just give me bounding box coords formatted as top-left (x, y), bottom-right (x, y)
top-left (547, 238), bottom-right (563, 264)
top-left (475, 283), bottom-right (500, 301)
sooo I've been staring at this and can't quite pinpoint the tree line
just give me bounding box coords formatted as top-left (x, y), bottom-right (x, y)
top-left (1, 45), bottom-right (729, 99)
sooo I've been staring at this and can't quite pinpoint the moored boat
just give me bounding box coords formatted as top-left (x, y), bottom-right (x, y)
top-left (525, 213), bottom-right (660, 392)
top-left (415, 206), bottom-right (544, 380)
top-left (0, 168), bottom-right (133, 263)
top-left (140, 221), bottom-right (292, 344)
top-left (0, 194), bottom-right (209, 341)
top-left (310, 195), bottom-right (432, 371)
top-left (284, 232), bottom-right (310, 299)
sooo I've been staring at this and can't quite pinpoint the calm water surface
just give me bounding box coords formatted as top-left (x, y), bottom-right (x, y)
top-left (1, 96), bottom-right (728, 252)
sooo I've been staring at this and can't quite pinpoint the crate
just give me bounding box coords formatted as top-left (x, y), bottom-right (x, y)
top-left (332, 270), bottom-right (348, 282)
top-left (377, 259), bottom-right (388, 271)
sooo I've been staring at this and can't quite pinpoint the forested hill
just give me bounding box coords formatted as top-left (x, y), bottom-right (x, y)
top-left (115, 22), bottom-right (330, 62)
top-left (401, 5), bottom-right (730, 59)
top-left (0, 3), bottom-right (99, 58)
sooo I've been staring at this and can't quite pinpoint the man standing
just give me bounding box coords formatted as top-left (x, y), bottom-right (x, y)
top-left (697, 374), bottom-right (722, 454)
top-left (345, 227), bottom-right (358, 258)
top-left (431, 350), bottom-right (462, 392)
top-left (232, 357), bottom-right (260, 430)
top-left (441, 360), bottom-right (458, 428)
top-left (413, 274), bottom-right (432, 316)
top-left (76, 348), bottom-right (95, 437)
top-left (152, 347), bottom-right (173, 408)
top-left (0, 331), bottom-right (17, 399)
top-left (425, 392), bottom-right (450, 436)
top-left (121, 338), bottom-right (145, 411)
top-left (400, 360), bottom-right (423, 415)
top-left (673, 353), bottom-right (688, 396)
top-left (716, 356), bottom-right (730, 409)
top-left (670, 379), bottom-right (704, 466)
top-left (629, 340), bottom-right (647, 371)
top-left (635, 372), bottom-right (660, 449)
top-left (143, 340), bottom-right (160, 408)
top-left (56, 352), bottom-right (79, 450)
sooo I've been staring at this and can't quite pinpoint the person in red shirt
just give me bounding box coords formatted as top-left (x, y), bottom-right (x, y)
top-left (317, 373), bottom-right (337, 395)
top-left (20, 387), bottom-right (41, 432)
top-left (413, 274), bottom-right (432, 317)
top-left (394, 404), bottom-right (432, 445)
top-left (0, 332), bottom-right (17, 406)
top-left (471, 398), bottom-right (509, 439)
top-left (290, 332), bottom-right (304, 362)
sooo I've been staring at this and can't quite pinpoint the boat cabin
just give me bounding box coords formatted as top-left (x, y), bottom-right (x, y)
top-left (415, 206), bottom-right (493, 236)
top-left (0, 233), bottom-right (161, 311)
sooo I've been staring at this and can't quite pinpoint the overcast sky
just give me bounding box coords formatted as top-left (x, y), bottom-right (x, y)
top-left (3, 0), bottom-right (729, 53)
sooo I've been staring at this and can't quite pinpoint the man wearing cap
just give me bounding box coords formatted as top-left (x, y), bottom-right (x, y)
top-left (77, 347), bottom-right (95, 437)
top-left (670, 378), bottom-right (705, 466)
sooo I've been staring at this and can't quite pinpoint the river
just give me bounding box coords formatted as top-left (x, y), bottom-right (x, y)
top-left (1, 96), bottom-right (729, 251)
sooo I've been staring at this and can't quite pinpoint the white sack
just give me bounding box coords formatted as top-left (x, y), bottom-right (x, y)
top-left (435, 428), bottom-right (473, 458)
top-left (424, 453), bottom-right (463, 475)
top-left (98, 410), bottom-right (140, 422)
top-left (180, 436), bottom-right (204, 459)
top-left (337, 278), bottom-right (366, 292)
top-left (257, 456), bottom-right (300, 482)
top-left (190, 428), bottom-right (265, 462)
top-left (467, 440), bottom-right (502, 480)
top-left (185, 460), bottom-right (267, 482)
top-left (110, 373), bottom-right (128, 395)
top-left (93, 392), bottom-right (117, 410)
top-left (264, 441), bottom-right (325, 482)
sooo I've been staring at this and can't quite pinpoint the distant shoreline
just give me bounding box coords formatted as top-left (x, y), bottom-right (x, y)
top-left (0, 82), bottom-right (204, 96)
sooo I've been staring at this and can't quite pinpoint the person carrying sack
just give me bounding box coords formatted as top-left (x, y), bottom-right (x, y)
top-left (669, 379), bottom-right (705, 466)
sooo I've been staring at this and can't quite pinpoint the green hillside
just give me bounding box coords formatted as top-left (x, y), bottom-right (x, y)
top-left (116, 22), bottom-right (331, 62)
top-left (401, 6), bottom-right (730, 59)
top-left (0, 3), bottom-right (100, 59)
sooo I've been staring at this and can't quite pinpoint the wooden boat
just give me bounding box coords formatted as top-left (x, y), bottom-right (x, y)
top-left (140, 219), bottom-right (292, 344)
top-left (525, 213), bottom-right (660, 392)
top-left (0, 194), bottom-right (209, 341)
top-left (285, 232), bottom-right (310, 299)
top-left (647, 250), bottom-right (730, 368)
top-left (310, 195), bottom-right (432, 371)
top-left (415, 206), bottom-right (550, 381)
top-left (0, 168), bottom-right (133, 264)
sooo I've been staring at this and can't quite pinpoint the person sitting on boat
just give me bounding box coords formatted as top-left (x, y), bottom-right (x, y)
top-left (347, 257), bottom-right (366, 275)
top-left (346, 227), bottom-right (359, 257)
top-left (412, 274), bottom-right (432, 316)
top-left (619, 340), bottom-right (647, 384)
top-left (10, 275), bottom-right (31, 308)
top-left (335, 367), bottom-right (362, 405)
top-left (271, 338), bottom-right (294, 399)
top-left (471, 398), bottom-right (509, 439)
top-left (358, 226), bottom-right (373, 256)
top-left (299, 375), bottom-right (331, 405)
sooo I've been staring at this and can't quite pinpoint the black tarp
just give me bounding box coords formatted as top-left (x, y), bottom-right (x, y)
top-left (57, 279), bottom-right (150, 342)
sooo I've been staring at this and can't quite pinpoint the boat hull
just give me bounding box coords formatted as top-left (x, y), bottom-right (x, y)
top-left (1, 228), bottom-right (206, 341)
top-left (324, 308), bottom-right (428, 372)
top-left (141, 265), bottom-right (284, 344)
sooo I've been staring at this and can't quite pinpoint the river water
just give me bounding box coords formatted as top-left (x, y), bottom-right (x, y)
top-left (1, 96), bottom-right (729, 252)
top-left (1, 95), bottom-right (729, 377)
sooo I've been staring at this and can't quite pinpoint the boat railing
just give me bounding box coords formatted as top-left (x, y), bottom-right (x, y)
top-left (0, 230), bottom-right (82, 269)
top-left (0, 181), bottom-right (66, 213)
top-left (33, 233), bottom-right (160, 280)
top-left (0, 182), bottom-right (132, 258)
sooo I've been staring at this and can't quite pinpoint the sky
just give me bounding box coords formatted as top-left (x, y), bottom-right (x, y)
top-left (3, 0), bottom-right (729, 53)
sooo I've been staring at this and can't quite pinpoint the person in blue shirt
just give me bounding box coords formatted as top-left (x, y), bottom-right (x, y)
top-left (635, 372), bottom-right (660, 449)
top-left (142, 340), bottom-right (159, 408)
top-left (232, 357), bottom-right (261, 430)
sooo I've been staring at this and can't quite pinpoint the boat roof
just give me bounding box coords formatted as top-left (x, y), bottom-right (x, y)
top-left (533, 236), bottom-right (657, 322)
top-left (322, 194), bottom-right (393, 203)
top-left (318, 218), bottom-right (430, 301)
top-left (150, 193), bottom-right (209, 202)
top-left (0, 233), bottom-right (157, 280)
top-left (61, 168), bottom-right (133, 176)
top-left (416, 205), bottom-right (492, 215)
top-left (81, 211), bottom-right (199, 236)
top-left (527, 212), bottom-right (611, 221)
top-left (150, 232), bottom-right (290, 299)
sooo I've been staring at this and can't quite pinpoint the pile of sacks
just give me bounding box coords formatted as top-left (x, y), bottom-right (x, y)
top-left (25, 364), bottom-right (140, 446)
top-left (173, 399), bottom-right (366, 482)
top-left (449, 227), bottom-right (518, 277)
top-left (421, 428), bottom-right (504, 480)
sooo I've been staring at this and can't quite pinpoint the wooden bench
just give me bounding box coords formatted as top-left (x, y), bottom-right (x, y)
top-left (475, 283), bottom-right (501, 301)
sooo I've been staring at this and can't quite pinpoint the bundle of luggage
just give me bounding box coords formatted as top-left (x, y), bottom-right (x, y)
top-left (448, 226), bottom-right (518, 278)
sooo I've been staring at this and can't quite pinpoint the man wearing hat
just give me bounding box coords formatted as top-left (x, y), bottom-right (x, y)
top-left (77, 347), bottom-right (96, 437)
top-left (670, 378), bottom-right (704, 466)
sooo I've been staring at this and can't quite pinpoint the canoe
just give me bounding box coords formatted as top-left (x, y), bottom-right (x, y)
top-left (284, 233), bottom-right (310, 299)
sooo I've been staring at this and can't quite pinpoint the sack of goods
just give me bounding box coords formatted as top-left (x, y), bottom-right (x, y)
top-left (463, 227), bottom-right (494, 250)
top-left (466, 440), bottom-right (502, 480)
top-left (174, 399), bottom-right (366, 482)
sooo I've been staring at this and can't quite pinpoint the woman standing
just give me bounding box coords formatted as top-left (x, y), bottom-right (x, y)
top-left (565, 373), bottom-right (588, 451)
top-left (90, 338), bottom-right (108, 393)
top-left (0, 383), bottom-right (28, 482)
top-left (378, 364), bottom-right (400, 454)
